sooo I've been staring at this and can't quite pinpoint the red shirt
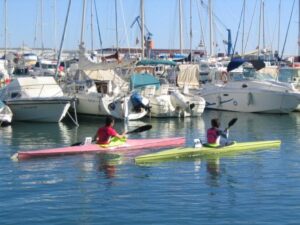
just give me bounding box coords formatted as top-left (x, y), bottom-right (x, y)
top-left (96, 126), bottom-right (117, 144)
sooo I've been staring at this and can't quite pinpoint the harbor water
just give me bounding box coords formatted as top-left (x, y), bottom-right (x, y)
top-left (1, 110), bottom-right (300, 225)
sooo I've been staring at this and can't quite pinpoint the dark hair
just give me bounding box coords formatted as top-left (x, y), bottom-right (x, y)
top-left (105, 116), bottom-right (115, 126)
top-left (211, 118), bottom-right (220, 128)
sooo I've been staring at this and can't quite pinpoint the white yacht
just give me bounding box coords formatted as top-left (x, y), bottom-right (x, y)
top-left (0, 76), bottom-right (72, 122)
top-left (200, 62), bottom-right (300, 113)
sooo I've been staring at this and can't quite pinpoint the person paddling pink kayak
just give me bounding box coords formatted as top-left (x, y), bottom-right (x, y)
top-left (94, 116), bottom-right (126, 145)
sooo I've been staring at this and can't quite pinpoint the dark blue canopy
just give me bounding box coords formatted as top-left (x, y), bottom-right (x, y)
top-left (227, 58), bottom-right (265, 72)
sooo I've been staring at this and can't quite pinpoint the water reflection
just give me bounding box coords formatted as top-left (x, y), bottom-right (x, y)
top-left (97, 153), bottom-right (122, 179)
top-left (205, 158), bottom-right (221, 187)
top-left (1, 122), bottom-right (76, 153)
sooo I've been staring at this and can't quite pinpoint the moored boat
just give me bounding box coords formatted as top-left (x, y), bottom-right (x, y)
top-left (0, 76), bottom-right (72, 122)
top-left (200, 60), bottom-right (300, 113)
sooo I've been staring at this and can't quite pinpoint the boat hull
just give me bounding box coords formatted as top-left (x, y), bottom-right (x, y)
top-left (135, 140), bottom-right (281, 164)
top-left (6, 98), bottom-right (71, 122)
top-left (202, 87), bottom-right (300, 113)
top-left (13, 137), bottom-right (185, 161)
top-left (75, 92), bottom-right (111, 116)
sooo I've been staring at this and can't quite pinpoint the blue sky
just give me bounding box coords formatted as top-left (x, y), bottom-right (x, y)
top-left (0, 0), bottom-right (298, 56)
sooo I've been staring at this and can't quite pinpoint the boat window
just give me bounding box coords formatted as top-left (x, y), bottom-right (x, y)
top-left (11, 92), bottom-right (21, 98)
top-left (243, 68), bottom-right (256, 79)
top-left (41, 64), bottom-right (48, 69)
top-left (230, 72), bottom-right (245, 81)
top-left (95, 81), bottom-right (108, 94)
top-left (255, 73), bottom-right (275, 81)
top-left (278, 69), bottom-right (297, 83)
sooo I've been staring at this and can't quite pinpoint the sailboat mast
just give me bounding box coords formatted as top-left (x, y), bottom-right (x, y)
top-left (41, 0), bottom-right (44, 52)
top-left (90, 0), bottom-right (94, 51)
top-left (242, 0), bottom-right (246, 56)
top-left (277, 0), bottom-right (281, 53)
top-left (55, 0), bottom-right (72, 79)
top-left (298, 0), bottom-right (300, 56)
top-left (190, 0), bottom-right (192, 61)
top-left (4, 0), bottom-right (7, 56)
top-left (141, 0), bottom-right (145, 59)
top-left (262, 0), bottom-right (265, 50)
top-left (258, 0), bottom-right (262, 57)
top-left (208, 0), bottom-right (214, 56)
top-left (53, 0), bottom-right (57, 56)
top-left (80, 0), bottom-right (87, 45)
top-left (179, 0), bottom-right (183, 54)
top-left (115, 0), bottom-right (119, 50)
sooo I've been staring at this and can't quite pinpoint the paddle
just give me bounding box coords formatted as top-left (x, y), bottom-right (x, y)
top-left (71, 124), bottom-right (152, 146)
top-left (224, 118), bottom-right (238, 144)
top-left (227, 118), bottom-right (238, 129)
top-left (125, 124), bottom-right (152, 134)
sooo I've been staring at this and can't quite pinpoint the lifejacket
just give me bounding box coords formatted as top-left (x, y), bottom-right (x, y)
top-left (207, 128), bottom-right (219, 144)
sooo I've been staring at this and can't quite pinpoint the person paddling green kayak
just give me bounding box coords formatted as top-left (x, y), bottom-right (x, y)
top-left (206, 118), bottom-right (229, 147)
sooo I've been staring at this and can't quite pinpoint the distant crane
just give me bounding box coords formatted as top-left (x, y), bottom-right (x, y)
top-left (130, 16), bottom-right (154, 58)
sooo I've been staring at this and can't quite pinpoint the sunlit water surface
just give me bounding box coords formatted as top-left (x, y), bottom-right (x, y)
top-left (1, 111), bottom-right (300, 225)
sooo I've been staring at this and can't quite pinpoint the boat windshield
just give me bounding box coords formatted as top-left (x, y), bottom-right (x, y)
top-left (230, 68), bottom-right (275, 81)
top-left (0, 100), bottom-right (4, 108)
top-left (278, 69), bottom-right (300, 83)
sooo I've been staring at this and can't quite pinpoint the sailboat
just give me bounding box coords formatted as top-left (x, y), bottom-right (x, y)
top-left (63, 0), bottom-right (149, 121)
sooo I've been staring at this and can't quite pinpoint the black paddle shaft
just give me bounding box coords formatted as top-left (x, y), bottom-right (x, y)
top-left (126, 124), bottom-right (152, 134)
top-left (227, 118), bottom-right (238, 129)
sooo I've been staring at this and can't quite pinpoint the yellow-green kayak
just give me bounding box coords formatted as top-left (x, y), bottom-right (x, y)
top-left (135, 140), bottom-right (281, 164)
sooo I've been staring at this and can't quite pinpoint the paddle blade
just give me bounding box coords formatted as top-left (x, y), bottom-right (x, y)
top-left (126, 124), bottom-right (152, 134)
top-left (71, 142), bottom-right (82, 146)
top-left (227, 118), bottom-right (238, 128)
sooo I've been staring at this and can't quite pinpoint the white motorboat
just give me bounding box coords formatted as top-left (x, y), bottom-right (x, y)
top-left (131, 68), bottom-right (205, 118)
top-left (200, 64), bottom-right (300, 113)
top-left (0, 76), bottom-right (72, 122)
top-left (0, 100), bottom-right (12, 125)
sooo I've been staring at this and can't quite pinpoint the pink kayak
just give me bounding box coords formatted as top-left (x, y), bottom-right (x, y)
top-left (12, 137), bottom-right (185, 161)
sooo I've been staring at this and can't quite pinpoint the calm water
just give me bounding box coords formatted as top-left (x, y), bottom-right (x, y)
top-left (1, 111), bottom-right (300, 225)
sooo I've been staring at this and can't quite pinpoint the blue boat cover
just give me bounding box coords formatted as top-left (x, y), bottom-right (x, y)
top-left (136, 59), bottom-right (176, 66)
top-left (227, 58), bottom-right (265, 72)
top-left (130, 73), bottom-right (160, 90)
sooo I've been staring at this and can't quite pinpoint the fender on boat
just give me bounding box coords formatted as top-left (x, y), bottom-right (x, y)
top-left (171, 91), bottom-right (189, 109)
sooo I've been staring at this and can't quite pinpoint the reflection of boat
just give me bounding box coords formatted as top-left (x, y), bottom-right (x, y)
top-left (135, 140), bottom-right (281, 164)
top-left (200, 63), bottom-right (300, 113)
top-left (13, 136), bottom-right (185, 161)
top-left (2, 122), bottom-right (74, 149)
top-left (0, 76), bottom-right (72, 122)
top-left (0, 100), bottom-right (12, 125)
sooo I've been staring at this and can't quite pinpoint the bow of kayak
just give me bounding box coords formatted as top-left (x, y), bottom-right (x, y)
top-left (135, 140), bottom-right (281, 164)
top-left (12, 137), bottom-right (185, 161)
